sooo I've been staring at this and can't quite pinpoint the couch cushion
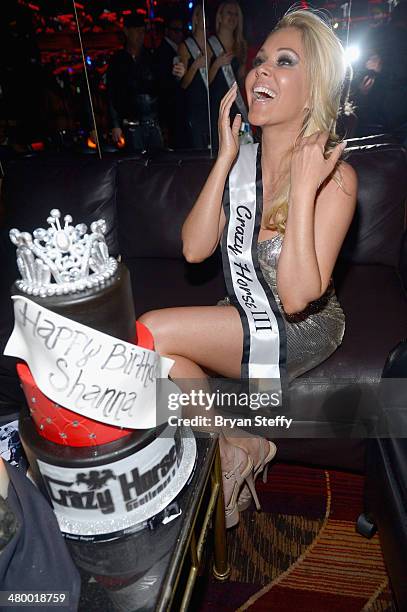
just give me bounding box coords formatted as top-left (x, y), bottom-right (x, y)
top-left (341, 144), bottom-right (407, 267)
top-left (272, 265), bottom-right (407, 441)
top-left (128, 256), bottom-right (407, 381)
top-left (302, 264), bottom-right (407, 381)
top-left (128, 255), bottom-right (407, 381)
top-left (124, 255), bottom-right (226, 317)
top-left (117, 158), bottom-right (214, 259)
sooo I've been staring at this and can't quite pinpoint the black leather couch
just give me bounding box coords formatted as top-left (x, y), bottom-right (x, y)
top-left (357, 339), bottom-right (407, 610)
top-left (0, 143), bottom-right (406, 604)
top-left (3, 143), bottom-right (406, 461)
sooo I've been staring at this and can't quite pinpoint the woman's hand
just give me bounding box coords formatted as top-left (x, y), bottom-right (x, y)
top-left (215, 52), bottom-right (234, 68)
top-left (359, 73), bottom-right (375, 95)
top-left (193, 55), bottom-right (206, 70)
top-left (111, 127), bottom-right (123, 144)
top-left (218, 83), bottom-right (242, 165)
top-left (290, 132), bottom-right (347, 195)
top-left (172, 62), bottom-right (185, 79)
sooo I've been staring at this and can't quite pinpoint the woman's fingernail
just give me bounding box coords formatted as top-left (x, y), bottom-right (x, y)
top-left (342, 140), bottom-right (347, 147)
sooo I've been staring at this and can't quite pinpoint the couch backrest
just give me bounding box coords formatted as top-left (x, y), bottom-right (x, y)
top-left (340, 144), bottom-right (407, 267)
top-left (117, 144), bottom-right (407, 267)
top-left (1, 144), bottom-right (406, 268)
top-left (0, 155), bottom-right (119, 255)
top-left (116, 157), bottom-right (214, 259)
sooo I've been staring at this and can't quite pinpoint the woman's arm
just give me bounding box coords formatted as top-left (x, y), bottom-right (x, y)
top-left (182, 84), bottom-right (242, 263)
top-left (178, 42), bottom-right (206, 90)
top-left (276, 133), bottom-right (357, 314)
top-left (181, 157), bottom-right (230, 263)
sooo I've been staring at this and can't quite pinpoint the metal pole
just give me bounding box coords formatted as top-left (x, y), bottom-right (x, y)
top-left (345, 0), bottom-right (353, 49)
top-left (202, 0), bottom-right (213, 157)
top-left (72, 1), bottom-right (102, 159)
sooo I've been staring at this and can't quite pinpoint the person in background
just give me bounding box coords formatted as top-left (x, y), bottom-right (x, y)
top-left (154, 14), bottom-right (187, 148)
top-left (208, 1), bottom-right (248, 149)
top-left (107, 13), bottom-right (162, 153)
top-left (352, 2), bottom-right (407, 144)
top-left (178, 5), bottom-right (213, 149)
top-left (0, 2), bottom-right (46, 149)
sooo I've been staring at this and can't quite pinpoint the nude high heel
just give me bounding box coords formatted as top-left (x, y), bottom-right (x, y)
top-left (237, 439), bottom-right (277, 512)
top-left (222, 446), bottom-right (260, 528)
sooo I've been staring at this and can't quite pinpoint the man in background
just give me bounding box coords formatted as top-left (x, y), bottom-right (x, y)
top-left (154, 14), bottom-right (186, 148)
top-left (107, 13), bottom-right (162, 153)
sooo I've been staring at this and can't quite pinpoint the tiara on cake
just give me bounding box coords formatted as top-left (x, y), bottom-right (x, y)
top-left (10, 209), bottom-right (118, 297)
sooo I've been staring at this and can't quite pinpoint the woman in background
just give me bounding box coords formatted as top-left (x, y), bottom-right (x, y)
top-left (178, 5), bottom-right (212, 149)
top-left (209, 1), bottom-right (248, 149)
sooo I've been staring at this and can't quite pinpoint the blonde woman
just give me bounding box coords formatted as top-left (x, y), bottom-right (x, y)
top-left (209, 1), bottom-right (248, 148)
top-left (140, 9), bottom-right (357, 526)
top-left (178, 5), bottom-right (213, 148)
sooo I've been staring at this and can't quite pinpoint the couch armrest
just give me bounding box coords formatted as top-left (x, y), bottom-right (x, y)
top-left (399, 230), bottom-right (407, 292)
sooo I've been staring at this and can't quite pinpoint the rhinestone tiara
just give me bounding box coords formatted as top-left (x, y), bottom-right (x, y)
top-left (10, 209), bottom-right (118, 297)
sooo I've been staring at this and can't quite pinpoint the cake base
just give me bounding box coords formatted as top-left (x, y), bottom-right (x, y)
top-left (19, 409), bottom-right (196, 542)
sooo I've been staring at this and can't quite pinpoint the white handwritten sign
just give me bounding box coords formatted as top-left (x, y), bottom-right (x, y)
top-left (4, 296), bottom-right (175, 429)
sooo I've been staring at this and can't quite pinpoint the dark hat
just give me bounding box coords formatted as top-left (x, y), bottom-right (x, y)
top-left (123, 13), bottom-right (146, 29)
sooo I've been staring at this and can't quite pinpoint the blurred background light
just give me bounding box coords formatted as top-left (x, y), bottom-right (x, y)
top-left (345, 44), bottom-right (361, 64)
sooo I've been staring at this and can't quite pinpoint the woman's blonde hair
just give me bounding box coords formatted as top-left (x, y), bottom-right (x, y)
top-left (192, 4), bottom-right (204, 34)
top-left (265, 9), bottom-right (347, 232)
top-left (215, 2), bottom-right (247, 64)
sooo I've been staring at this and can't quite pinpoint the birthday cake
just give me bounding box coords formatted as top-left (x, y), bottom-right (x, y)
top-left (6, 209), bottom-right (196, 541)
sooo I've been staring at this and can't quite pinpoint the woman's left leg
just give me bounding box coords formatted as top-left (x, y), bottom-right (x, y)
top-left (139, 305), bottom-right (273, 473)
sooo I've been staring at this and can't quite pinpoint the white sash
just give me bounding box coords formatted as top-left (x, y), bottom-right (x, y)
top-left (208, 35), bottom-right (249, 123)
top-left (221, 144), bottom-right (287, 398)
top-left (184, 37), bottom-right (208, 90)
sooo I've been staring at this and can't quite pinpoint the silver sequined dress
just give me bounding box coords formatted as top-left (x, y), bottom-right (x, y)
top-left (219, 234), bottom-right (345, 380)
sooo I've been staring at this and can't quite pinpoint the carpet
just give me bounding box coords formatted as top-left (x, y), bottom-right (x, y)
top-left (194, 464), bottom-right (396, 612)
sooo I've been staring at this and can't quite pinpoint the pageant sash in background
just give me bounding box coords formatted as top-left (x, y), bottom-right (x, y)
top-left (184, 37), bottom-right (208, 89)
top-left (221, 143), bottom-right (287, 400)
top-left (208, 35), bottom-right (249, 124)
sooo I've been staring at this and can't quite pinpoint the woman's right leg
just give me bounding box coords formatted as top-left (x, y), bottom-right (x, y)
top-left (139, 305), bottom-right (275, 476)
